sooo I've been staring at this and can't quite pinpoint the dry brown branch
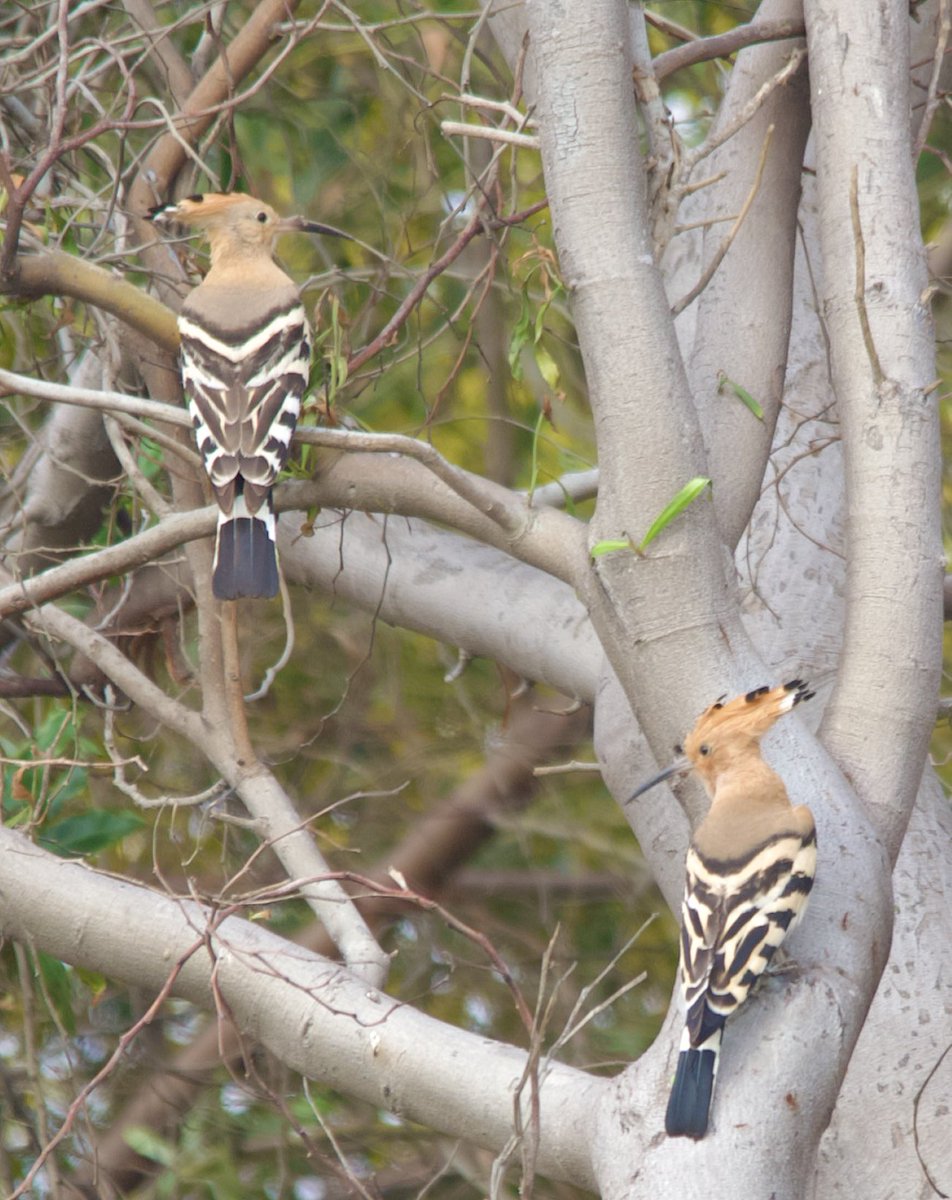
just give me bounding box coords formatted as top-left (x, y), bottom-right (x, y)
top-left (913, 0), bottom-right (952, 160)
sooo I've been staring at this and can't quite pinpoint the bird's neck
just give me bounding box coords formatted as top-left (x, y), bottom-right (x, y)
top-left (205, 237), bottom-right (284, 280)
top-left (708, 756), bottom-right (790, 810)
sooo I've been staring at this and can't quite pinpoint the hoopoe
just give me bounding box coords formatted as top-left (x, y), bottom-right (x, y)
top-left (147, 193), bottom-right (348, 600)
top-left (629, 680), bottom-right (816, 1139)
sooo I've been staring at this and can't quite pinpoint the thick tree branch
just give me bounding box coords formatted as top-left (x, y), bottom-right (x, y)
top-left (805, 0), bottom-right (943, 858)
top-left (279, 510), bottom-right (601, 702)
top-left (0, 826), bottom-right (601, 1191)
top-left (524, 0), bottom-right (745, 797)
top-left (125, 0), bottom-right (306, 216)
top-left (524, 5), bottom-right (895, 1197)
top-left (680, 0), bottom-right (811, 549)
top-left (0, 251), bottom-right (179, 351)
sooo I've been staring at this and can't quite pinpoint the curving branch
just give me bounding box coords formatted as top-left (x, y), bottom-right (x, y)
top-left (21, 586), bottom-right (388, 985)
top-left (0, 825), bottom-right (601, 1192)
top-left (0, 251), bottom-right (179, 350)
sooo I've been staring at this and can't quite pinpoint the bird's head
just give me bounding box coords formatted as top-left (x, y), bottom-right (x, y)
top-left (627, 679), bottom-right (813, 801)
top-left (146, 193), bottom-right (350, 256)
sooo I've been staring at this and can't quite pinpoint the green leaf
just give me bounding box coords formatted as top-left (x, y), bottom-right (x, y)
top-left (718, 372), bottom-right (763, 420)
top-left (124, 1126), bottom-right (176, 1167)
top-left (534, 344), bottom-right (560, 392)
top-left (507, 291), bottom-right (532, 380)
top-left (639, 476), bottom-right (712, 550)
top-left (590, 538), bottom-right (634, 558)
top-left (39, 809), bottom-right (145, 857)
top-left (74, 966), bottom-right (108, 998)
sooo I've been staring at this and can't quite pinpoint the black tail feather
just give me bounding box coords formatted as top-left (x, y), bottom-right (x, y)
top-left (665, 1048), bottom-right (716, 1139)
top-left (213, 516), bottom-right (279, 599)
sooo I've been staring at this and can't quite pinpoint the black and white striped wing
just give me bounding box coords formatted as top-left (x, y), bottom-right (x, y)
top-left (680, 825), bottom-right (816, 1049)
top-left (179, 301), bottom-right (312, 515)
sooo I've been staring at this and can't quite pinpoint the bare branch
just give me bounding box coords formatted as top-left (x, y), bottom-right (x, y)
top-left (671, 122), bottom-right (775, 317)
top-left (654, 17), bottom-right (806, 81)
top-left (442, 121), bottom-right (540, 149)
top-left (0, 250), bottom-right (179, 349)
top-left (683, 46), bottom-right (806, 174)
top-left (0, 824), bottom-right (602, 1191)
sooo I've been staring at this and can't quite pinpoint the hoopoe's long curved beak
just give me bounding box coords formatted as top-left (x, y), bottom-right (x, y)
top-left (280, 215), bottom-right (352, 240)
top-left (626, 755), bottom-right (691, 802)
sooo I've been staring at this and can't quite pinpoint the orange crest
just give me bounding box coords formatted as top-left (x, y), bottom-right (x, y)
top-left (682, 679), bottom-right (813, 759)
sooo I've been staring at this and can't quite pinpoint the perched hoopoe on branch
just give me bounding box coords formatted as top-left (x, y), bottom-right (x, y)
top-left (629, 679), bottom-right (816, 1140)
top-left (147, 193), bottom-right (349, 600)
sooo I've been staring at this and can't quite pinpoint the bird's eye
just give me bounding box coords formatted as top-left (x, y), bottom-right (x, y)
top-left (699, 743), bottom-right (711, 756)
top-left (256, 211), bottom-right (268, 223)
top-left (673, 743), bottom-right (683, 756)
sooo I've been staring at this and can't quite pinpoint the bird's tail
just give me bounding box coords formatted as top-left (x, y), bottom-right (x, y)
top-left (665, 1028), bottom-right (722, 1139)
top-left (212, 491), bottom-right (279, 600)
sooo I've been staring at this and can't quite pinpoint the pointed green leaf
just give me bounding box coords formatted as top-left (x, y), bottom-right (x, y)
top-left (639, 476), bottom-right (711, 550)
top-left (718, 372), bottom-right (763, 420)
top-left (534, 344), bottom-right (560, 392)
top-left (590, 538), bottom-right (635, 558)
top-left (507, 291), bottom-right (532, 380)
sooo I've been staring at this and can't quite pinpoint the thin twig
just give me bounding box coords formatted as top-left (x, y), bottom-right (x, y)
top-left (683, 47), bottom-right (805, 174)
top-left (453, 92), bottom-right (535, 126)
top-left (533, 759), bottom-right (601, 776)
top-left (914, 0), bottom-right (952, 160)
top-left (672, 122), bottom-right (775, 316)
top-left (347, 205), bottom-right (487, 374)
top-left (850, 164), bottom-right (884, 385)
top-left (9, 945), bottom-right (200, 1199)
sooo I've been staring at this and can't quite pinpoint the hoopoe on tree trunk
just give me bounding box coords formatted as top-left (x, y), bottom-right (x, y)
top-left (147, 193), bottom-right (348, 600)
top-left (629, 679), bottom-right (816, 1140)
